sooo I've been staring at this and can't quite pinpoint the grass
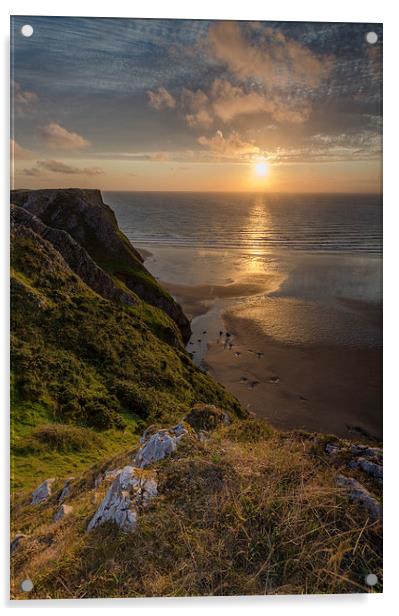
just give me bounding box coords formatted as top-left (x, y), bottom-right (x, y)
top-left (10, 422), bottom-right (382, 598)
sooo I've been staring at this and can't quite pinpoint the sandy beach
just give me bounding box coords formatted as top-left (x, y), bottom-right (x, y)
top-left (139, 245), bottom-right (382, 440)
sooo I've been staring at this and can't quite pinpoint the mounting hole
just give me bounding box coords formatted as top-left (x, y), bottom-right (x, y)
top-left (365, 573), bottom-right (378, 587)
top-left (21, 24), bottom-right (34, 38)
top-left (366, 31), bottom-right (378, 45)
top-left (21, 578), bottom-right (34, 592)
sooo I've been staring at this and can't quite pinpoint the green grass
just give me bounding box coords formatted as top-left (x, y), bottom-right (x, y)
top-left (10, 209), bottom-right (243, 492)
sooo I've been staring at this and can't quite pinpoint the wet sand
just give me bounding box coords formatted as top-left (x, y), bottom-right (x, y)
top-left (140, 246), bottom-right (382, 439)
top-left (205, 311), bottom-right (382, 440)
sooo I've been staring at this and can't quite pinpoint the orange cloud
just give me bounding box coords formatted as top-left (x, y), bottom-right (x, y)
top-left (198, 130), bottom-right (260, 159)
top-left (23, 159), bottom-right (104, 176)
top-left (39, 123), bottom-right (91, 150)
top-left (208, 22), bottom-right (332, 89)
top-left (11, 139), bottom-right (35, 160)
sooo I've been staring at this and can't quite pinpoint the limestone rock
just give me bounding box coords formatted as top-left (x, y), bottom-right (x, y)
top-left (325, 443), bottom-right (340, 455)
top-left (348, 457), bottom-right (383, 484)
top-left (87, 466), bottom-right (157, 532)
top-left (10, 534), bottom-right (27, 554)
top-left (31, 478), bottom-right (55, 505)
top-left (59, 477), bottom-right (74, 502)
top-left (336, 475), bottom-right (382, 521)
top-left (135, 424), bottom-right (188, 468)
top-left (54, 504), bottom-right (73, 522)
top-left (350, 444), bottom-right (383, 462)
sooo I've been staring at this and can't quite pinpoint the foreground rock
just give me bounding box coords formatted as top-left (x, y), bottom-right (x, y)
top-left (58, 477), bottom-right (74, 502)
top-left (87, 466), bottom-right (157, 532)
top-left (54, 504), bottom-right (73, 522)
top-left (135, 423), bottom-right (188, 468)
top-left (31, 478), bottom-right (55, 504)
top-left (348, 457), bottom-right (383, 484)
top-left (336, 475), bottom-right (382, 521)
top-left (10, 534), bottom-right (27, 554)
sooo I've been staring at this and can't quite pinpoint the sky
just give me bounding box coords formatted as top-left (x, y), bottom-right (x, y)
top-left (11, 16), bottom-right (382, 192)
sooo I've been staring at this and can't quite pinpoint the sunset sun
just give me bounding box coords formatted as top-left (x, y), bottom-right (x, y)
top-left (255, 161), bottom-right (269, 177)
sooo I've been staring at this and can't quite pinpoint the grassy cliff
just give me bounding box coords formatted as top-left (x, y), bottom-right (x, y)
top-left (10, 190), bottom-right (382, 598)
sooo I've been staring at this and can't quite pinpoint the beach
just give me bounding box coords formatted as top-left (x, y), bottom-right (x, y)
top-left (139, 245), bottom-right (382, 440)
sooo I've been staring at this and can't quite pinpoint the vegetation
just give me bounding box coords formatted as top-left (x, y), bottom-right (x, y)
top-left (10, 193), bottom-right (382, 598)
top-left (11, 420), bottom-right (382, 598)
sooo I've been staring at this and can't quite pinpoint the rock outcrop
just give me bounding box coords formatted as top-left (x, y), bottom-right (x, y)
top-left (11, 205), bottom-right (137, 307)
top-left (54, 504), bottom-right (73, 522)
top-left (135, 423), bottom-right (188, 468)
top-left (11, 189), bottom-right (191, 342)
top-left (10, 534), bottom-right (27, 554)
top-left (31, 478), bottom-right (55, 504)
top-left (87, 466), bottom-right (157, 532)
top-left (336, 475), bottom-right (382, 521)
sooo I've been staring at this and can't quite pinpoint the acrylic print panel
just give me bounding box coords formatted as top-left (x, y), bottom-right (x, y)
top-left (10, 16), bottom-right (382, 599)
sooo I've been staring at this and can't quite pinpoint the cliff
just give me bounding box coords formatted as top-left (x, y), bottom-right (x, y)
top-left (11, 189), bottom-right (191, 343)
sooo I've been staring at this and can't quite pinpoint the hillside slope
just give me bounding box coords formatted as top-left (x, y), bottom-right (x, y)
top-left (10, 190), bottom-right (382, 598)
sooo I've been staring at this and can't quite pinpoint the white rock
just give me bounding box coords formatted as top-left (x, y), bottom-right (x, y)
top-left (105, 468), bottom-right (122, 479)
top-left (59, 477), bottom-right (74, 502)
top-left (135, 425), bottom-right (187, 468)
top-left (87, 466), bottom-right (157, 533)
top-left (53, 504), bottom-right (73, 522)
top-left (336, 475), bottom-right (382, 521)
top-left (31, 478), bottom-right (55, 504)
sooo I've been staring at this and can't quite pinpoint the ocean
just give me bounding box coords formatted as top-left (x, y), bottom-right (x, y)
top-left (104, 191), bottom-right (382, 254)
top-left (105, 191), bottom-right (382, 351)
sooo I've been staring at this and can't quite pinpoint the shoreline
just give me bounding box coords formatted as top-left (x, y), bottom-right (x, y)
top-left (140, 245), bottom-right (382, 440)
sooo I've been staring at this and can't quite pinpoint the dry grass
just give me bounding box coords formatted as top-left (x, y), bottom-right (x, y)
top-left (10, 421), bottom-right (382, 599)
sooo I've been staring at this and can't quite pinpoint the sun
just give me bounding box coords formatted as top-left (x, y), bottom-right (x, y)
top-left (255, 161), bottom-right (269, 177)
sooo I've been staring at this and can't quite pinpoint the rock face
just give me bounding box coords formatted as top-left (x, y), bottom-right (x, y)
top-left (10, 534), bottom-right (27, 554)
top-left (87, 466), bottom-right (157, 532)
top-left (336, 475), bottom-right (382, 521)
top-left (135, 423), bottom-right (188, 468)
top-left (31, 478), bottom-right (55, 504)
top-left (59, 478), bottom-right (74, 502)
top-left (11, 205), bottom-right (137, 307)
top-left (54, 504), bottom-right (73, 521)
top-left (11, 189), bottom-right (191, 343)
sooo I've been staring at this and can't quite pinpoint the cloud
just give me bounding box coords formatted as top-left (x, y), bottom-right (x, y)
top-left (207, 22), bottom-right (332, 89)
top-left (11, 139), bottom-right (35, 160)
top-left (11, 81), bottom-right (39, 107)
top-left (149, 152), bottom-right (170, 161)
top-left (22, 159), bottom-right (104, 176)
top-left (180, 88), bottom-right (213, 128)
top-left (39, 123), bottom-right (91, 150)
top-left (180, 79), bottom-right (311, 128)
top-left (198, 130), bottom-right (260, 159)
top-left (147, 87), bottom-right (176, 110)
